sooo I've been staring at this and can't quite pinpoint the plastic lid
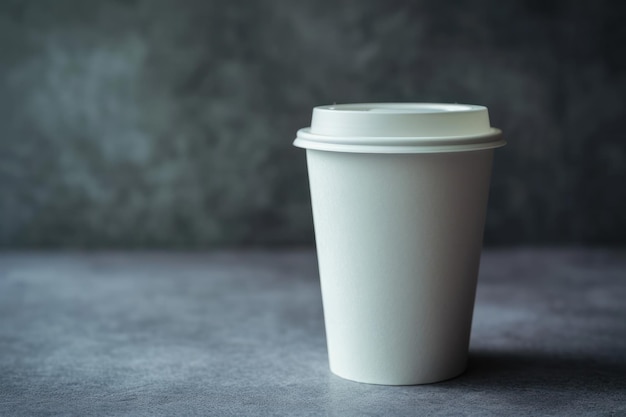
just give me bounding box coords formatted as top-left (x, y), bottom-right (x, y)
top-left (293, 103), bottom-right (505, 153)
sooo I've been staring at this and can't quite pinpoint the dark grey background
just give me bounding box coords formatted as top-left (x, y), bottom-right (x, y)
top-left (1, 0), bottom-right (625, 248)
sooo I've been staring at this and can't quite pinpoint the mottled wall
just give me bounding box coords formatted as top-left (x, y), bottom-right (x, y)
top-left (0, 0), bottom-right (624, 247)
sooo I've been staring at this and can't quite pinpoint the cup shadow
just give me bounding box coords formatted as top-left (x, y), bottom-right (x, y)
top-left (447, 349), bottom-right (626, 395)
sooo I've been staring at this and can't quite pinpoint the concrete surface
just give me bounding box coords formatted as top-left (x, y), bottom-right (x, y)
top-left (1, 249), bottom-right (625, 415)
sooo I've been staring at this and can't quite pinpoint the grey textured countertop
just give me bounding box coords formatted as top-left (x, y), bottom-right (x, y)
top-left (1, 249), bottom-right (625, 416)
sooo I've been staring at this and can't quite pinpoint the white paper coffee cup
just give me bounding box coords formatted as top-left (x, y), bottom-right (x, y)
top-left (294, 103), bottom-right (505, 385)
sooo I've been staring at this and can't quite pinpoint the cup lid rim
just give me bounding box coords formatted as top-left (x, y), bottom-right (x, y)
top-left (314, 102), bottom-right (487, 114)
top-left (294, 127), bottom-right (506, 154)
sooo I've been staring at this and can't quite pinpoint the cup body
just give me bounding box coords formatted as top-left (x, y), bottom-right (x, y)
top-left (306, 149), bottom-right (493, 385)
top-left (294, 103), bottom-right (504, 385)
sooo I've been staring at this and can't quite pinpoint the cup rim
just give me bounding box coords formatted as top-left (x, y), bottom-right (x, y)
top-left (294, 127), bottom-right (505, 154)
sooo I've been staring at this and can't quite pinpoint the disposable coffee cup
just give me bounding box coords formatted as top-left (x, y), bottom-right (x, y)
top-left (294, 103), bottom-right (505, 385)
